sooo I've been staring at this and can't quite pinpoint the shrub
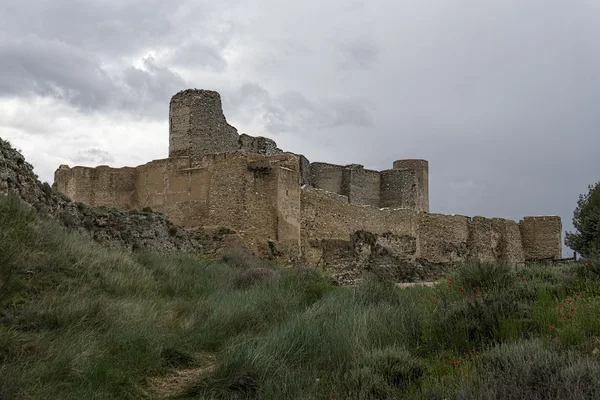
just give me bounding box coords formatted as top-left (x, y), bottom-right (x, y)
top-left (347, 346), bottom-right (424, 397)
top-left (453, 261), bottom-right (513, 290)
top-left (460, 340), bottom-right (600, 399)
top-left (232, 267), bottom-right (277, 289)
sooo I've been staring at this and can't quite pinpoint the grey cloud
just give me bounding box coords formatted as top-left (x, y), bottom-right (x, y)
top-left (325, 97), bottom-right (373, 128)
top-left (225, 83), bottom-right (373, 134)
top-left (0, 35), bottom-right (189, 119)
top-left (0, 35), bottom-right (116, 110)
top-left (121, 57), bottom-right (188, 117)
top-left (167, 41), bottom-right (228, 72)
top-left (336, 38), bottom-right (380, 71)
top-left (3, 0), bottom-right (600, 256)
top-left (0, 0), bottom-right (174, 56)
top-left (71, 149), bottom-right (115, 165)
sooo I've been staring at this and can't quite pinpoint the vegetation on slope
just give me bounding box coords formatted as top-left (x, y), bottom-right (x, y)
top-left (566, 181), bottom-right (600, 258)
top-left (2, 195), bottom-right (600, 399)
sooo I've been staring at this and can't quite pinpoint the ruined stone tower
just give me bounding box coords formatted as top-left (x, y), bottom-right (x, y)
top-left (169, 89), bottom-right (282, 159)
top-left (169, 89), bottom-right (240, 159)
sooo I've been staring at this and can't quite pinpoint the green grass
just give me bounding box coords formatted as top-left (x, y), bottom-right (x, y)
top-left (2, 195), bottom-right (600, 399)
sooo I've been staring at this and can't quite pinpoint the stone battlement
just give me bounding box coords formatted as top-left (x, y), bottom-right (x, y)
top-left (53, 88), bottom-right (562, 280)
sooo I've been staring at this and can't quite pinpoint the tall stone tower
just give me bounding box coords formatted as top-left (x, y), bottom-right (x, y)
top-left (168, 89), bottom-right (240, 159)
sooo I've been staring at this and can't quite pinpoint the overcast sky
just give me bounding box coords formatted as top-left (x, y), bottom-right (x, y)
top-left (2, 0), bottom-right (599, 254)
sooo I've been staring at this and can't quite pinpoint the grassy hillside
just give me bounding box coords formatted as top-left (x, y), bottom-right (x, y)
top-left (2, 195), bottom-right (600, 399)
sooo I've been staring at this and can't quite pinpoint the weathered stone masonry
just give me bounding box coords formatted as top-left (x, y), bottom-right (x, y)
top-left (53, 89), bottom-right (562, 278)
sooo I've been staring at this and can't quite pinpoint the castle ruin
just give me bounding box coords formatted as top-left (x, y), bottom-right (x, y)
top-left (53, 89), bottom-right (562, 279)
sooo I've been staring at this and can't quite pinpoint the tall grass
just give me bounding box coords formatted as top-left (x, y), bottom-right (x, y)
top-left (2, 195), bottom-right (600, 399)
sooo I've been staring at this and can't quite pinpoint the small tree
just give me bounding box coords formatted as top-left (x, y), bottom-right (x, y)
top-left (565, 181), bottom-right (600, 258)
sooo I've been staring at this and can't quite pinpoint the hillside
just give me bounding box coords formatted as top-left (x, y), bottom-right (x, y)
top-left (1, 137), bottom-right (200, 253)
top-left (2, 139), bottom-right (600, 399)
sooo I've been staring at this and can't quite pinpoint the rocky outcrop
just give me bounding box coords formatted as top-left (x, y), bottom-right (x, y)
top-left (0, 137), bottom-right (200, 253)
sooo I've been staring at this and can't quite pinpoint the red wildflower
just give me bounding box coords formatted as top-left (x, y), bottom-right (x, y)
top-left (459, 288), bottom-right (465, 293)
top-left (550, 324), bottom-right (556, 330)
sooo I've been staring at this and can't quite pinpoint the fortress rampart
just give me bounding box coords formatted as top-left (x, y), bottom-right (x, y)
top-left (53, 89), bottom-right (562, 279)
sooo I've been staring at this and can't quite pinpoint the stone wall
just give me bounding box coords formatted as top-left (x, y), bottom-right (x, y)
top-left (54, 151), bottom-right (303, 258)
top-left (380, 169), bottom-right (418, 210)
top-left (309, 162), bottom-right (345, 195)
top-left (300, 187), bottom-right (546, 280)
top-left (54, 165), bottom-right (138, 209)
top-left (341, 165), bottom-right (380, 206)
top-left (309, 160), bottom-right (429, 211)
top-left (519, 216), bottom-right (562, 260)
top-left (393, 159), bottom-right (429, 212)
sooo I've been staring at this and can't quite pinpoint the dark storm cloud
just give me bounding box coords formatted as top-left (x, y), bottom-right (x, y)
top-left (0, 0), bottom-right (174, 56)
top-left (0, 35), bottom-right (116, 110)
top-left (0, 35), bottom-right (189, 118)
top-left (0, 0), bottom-right (230, 117)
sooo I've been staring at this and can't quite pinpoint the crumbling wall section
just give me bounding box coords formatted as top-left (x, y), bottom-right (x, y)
top-left (300, 187), bottom-right (417, 265)
top-left (238, 134), bottom-right (282, 156)
top-left (300, 187), bottom-right (530, 280)
top-left (520, 216), bottom-right (562, 260)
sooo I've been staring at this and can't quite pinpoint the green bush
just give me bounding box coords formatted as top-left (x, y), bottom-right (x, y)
top-left (460, 340), bottom-right (600, 399)
top-left (346, 346), bottom-right (424, 398)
